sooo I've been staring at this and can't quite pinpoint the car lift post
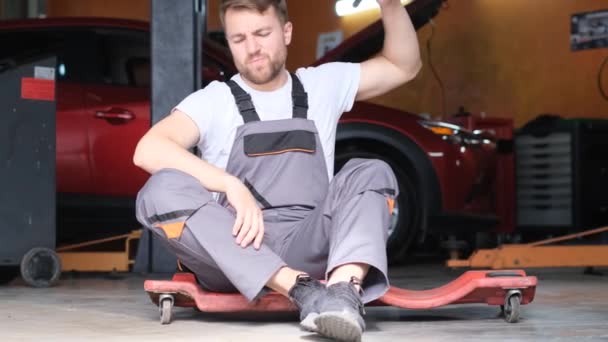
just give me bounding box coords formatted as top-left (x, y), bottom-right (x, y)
top-left (447, 226), bottom-right (608, 269)
top-left (138, 0), bottom-right (208, 273)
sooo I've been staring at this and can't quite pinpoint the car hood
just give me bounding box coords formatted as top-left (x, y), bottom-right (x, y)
top-left (313, 0), bottom-right (444, 66)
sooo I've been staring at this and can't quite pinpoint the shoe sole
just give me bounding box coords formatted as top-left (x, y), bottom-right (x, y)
top-left (314, 311), bottom-right (363, 342)
top-left (300, 312), bottom-right (318, 332)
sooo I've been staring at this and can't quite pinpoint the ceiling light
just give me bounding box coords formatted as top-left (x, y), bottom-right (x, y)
top-left (335, 0), bottom-right (414, 17)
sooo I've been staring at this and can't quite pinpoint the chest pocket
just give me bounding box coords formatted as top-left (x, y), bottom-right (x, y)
top-left (244, 130), bottom-right (316, 157)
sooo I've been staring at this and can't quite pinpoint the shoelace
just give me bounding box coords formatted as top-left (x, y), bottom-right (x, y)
top-left (330, 281), bottom-right (366, 315)
top-left (295, 274), bottom-right (319, 288)
top-left (290, 274), bottom-right (321, 307)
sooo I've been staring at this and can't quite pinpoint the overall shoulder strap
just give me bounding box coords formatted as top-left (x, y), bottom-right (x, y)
top-left (226, 80), bottom-right (261, 123)
top-left (290, 73), bottom-right (308, 119)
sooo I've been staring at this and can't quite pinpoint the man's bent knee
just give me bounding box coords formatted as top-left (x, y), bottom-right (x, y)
top-left (135, 168), bottom-right (211, 227)
top-left (334, 158), bottom-right (399, 197)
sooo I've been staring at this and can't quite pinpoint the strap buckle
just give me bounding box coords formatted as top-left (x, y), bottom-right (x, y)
top-left (236, 98), bottom-right (255, 113)
top-left (293, 94), bottom-right (308, 109)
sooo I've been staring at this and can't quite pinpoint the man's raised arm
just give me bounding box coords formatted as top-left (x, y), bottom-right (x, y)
top-left (356, 0), bottom-right (422, 101)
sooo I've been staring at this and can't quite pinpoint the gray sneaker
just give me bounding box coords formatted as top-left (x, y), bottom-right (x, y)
top-left (287, 274), bottom-right (327, 331)
top-left (313, 280), bottom-right (365, 342)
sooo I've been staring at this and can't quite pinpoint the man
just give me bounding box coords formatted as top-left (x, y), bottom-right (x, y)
top-left (134, 0), bottom-right (421, 340)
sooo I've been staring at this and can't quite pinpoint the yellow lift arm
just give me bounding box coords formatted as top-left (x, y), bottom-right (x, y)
top-left (57, 230), bottom-right (142, 272)
top-left (447, 226), bottom-right (608, 269)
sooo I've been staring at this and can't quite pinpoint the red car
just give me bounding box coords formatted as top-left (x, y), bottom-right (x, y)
top-left (0, 0), bottom-right (514, 261)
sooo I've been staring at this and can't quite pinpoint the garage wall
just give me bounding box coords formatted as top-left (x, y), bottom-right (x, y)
top-left (47, 0), bottom-right (149, 21)
top-left (285, 0), bottom-right (608, 127)
top-left (46, 0), bottom-right (608, 127)
top-left (402, 0), bottom-right (608, 126)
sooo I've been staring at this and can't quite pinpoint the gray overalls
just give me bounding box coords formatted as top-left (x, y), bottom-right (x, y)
top-left (135, 74), bottom-right (399, 303)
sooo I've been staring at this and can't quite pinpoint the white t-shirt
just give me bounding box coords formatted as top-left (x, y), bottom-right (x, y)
top-left (174, 62), bottom-right (361, 179)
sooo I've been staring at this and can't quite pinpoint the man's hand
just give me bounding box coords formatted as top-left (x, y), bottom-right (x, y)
top-left (224, 176), bottom-right (265, 250)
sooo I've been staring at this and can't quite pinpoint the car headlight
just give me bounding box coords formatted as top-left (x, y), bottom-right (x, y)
top-left (419, 120), bottom-right (461, 135)
top-left (418, 120), bottom-right (494, 146)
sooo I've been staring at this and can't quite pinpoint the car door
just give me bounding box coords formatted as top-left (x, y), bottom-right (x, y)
top-left (82, 27), bottom-right (151, 197)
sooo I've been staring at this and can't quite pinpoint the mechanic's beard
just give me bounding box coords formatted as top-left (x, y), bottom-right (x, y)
top-left (241, 53), bottom-right (285, 85)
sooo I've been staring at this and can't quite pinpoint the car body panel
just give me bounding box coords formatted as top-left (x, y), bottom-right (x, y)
top-left (84, 83), bottom-right (150, 196)
top-left (55, 81), bottom-right (92, 193)
top-left (341, 102), bottom-right (498, 216)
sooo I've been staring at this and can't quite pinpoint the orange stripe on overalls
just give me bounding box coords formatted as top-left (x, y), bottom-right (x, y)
top-left (387, 198), bottom-right (395, 215)
top-left (155, 221), bottom-right (186, 239)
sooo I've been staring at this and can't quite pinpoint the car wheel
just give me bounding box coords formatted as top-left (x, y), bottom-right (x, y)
top-left (334, 146), bottom-right (425, 264)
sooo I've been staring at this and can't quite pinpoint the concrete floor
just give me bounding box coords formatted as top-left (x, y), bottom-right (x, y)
top-left (1, 264), bottom-right (607, 341)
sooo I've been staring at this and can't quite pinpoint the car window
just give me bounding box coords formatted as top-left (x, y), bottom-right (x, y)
top-left (92, 28), bottom-right (233, 88)
top-left (0, 29), bottom-right (98, 82)
top-left (202, 57), bottom-right (228, 87)
top-left (92, 28), bottom-right (150, 87)
top-left (0, 25), bottom-right (234, 87)
top-left (201, 36), bottom-right (236, 86)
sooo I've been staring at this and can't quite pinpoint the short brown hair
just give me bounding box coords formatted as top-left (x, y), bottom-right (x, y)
top-left (220, 0), bottom-right (288, 27)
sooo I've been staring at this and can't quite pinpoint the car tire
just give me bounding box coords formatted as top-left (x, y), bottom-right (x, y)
top-left (334, 147), bottom-right (425, 264)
